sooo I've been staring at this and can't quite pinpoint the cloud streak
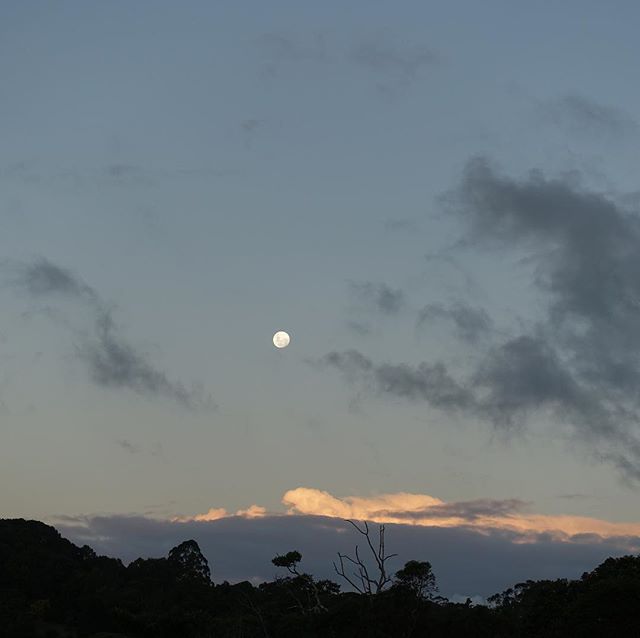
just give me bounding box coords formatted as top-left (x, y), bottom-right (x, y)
top-left (7, 258), bottom-right (209, 408)
top-left (257, 31), bottom-right (439, 93)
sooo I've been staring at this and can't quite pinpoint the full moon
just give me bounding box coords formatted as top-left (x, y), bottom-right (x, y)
top-left (272, 330), bottom-right (291, 348)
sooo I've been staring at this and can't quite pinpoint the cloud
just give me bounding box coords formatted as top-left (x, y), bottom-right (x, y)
top-left (283, 487), bottom-right (442, 521)
top-left (78, 309), bottom-right (200, 408)
top-left (54, 487), bottom-right (640, 598)
top-left (281, 487), bottom-right (640, 539)
top-left (115, 439), bottom-right (165, 459)
top-left (323, 158), bottom-right (640, 481)
top-left (396, 498), bottom-right (528, 521)
top-left (116, 439), bottom-right (141, 454)
top-left (13, 258), bottom-right (96, 301)
top-left (473, 335), bottom-right (590, 430)
top-left (173, 505), bottom-right (267, 523)
top-left (351, 32), bottom-right (438, 81)
top-left (445, 158), bottom-right (640, 472)
top-left (321, 349), bottom-right (474, 411)
top-left (383, 218), bottom-right (420, 233)
top-left (538, 94), bottom-right (637, 138)
top-left (418, 302), bottom-right (493, 344)
top-left (8, 258), bottom-right (209, 408)
top-left (348, 281), bottom-right (405, 315)
top-left (257, 33), bottom-right (327, 78)
top-left (256, 31), bottom-right (438, 94)
top-left (346, 320), bottom-right (372, 336)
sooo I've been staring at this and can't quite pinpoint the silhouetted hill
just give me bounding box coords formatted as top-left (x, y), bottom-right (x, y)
top-left (1, 518), bottom-right (640, 637)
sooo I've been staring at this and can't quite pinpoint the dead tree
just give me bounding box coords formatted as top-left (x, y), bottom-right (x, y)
top-left (333, 520), bottom-right (397, 595)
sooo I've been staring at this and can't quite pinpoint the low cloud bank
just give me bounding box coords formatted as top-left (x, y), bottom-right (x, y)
top-left (53, 487), bottom-right (640, 599)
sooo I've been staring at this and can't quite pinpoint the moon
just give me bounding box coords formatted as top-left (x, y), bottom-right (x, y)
top-left (272, 330), bottom-right (291, 349)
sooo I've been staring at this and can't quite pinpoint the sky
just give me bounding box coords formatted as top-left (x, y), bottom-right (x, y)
top-left (3, 0), bottom-right (640, 599)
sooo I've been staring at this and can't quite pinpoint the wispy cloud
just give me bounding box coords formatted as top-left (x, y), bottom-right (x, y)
top-left (383, 218), bottom-right (420, 233)
top-left (350, 31), bottom-right (438, 85)
top-left (320, 349), bottom-right (474, 411)
top-left (537, 94), bottom-right (637, 138)
top-left (257, 30), bottom-right (439, 93)
top-left (258, 32), bottom-right (328, 63)
top-left (116, 439), bottom-right (141, 454)
top-left (348, 281), bottom-right (405, 315)
top-left (79, 310), bottom-right (198, 408)
top-left (418, 302), bottom-right (493, 344)
top-left (14, 258), bottom-right (96, 301)
top-left (7, 258), bottom-right (211, 408)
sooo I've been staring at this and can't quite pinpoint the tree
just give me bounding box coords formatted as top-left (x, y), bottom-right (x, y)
top-left (272, 551), bottom-right (303, 575)
top-left (168, 539), bottom-right (211, 584)
top-left (394, 560), bottom-right (438, 600)
top-left (272, 550), bottom-right (328, 613)
top-left (333, 520), bottom-right (397, 595)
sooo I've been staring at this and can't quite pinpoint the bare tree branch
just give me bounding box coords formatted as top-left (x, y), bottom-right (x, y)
top-left (334, 520), bottom-right (398, 595)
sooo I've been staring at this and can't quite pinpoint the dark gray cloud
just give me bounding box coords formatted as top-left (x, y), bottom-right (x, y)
top-left (473, 335), bottom-right (590, 430)
top-left (323, 157), bottom-right (640, 480)
top-left (79, 309), bottom-right (198, 408)
top-left (55, 513), bottom-right (640, 599)
top-left (538, 94), bottom-right (637, 138)
top-left (321, 350), bottom-right (474, 412)
top-left (447, 158), bottom-right (640, 456)
top-left (348, 281), bottom-right (405, 315)
top-left (8, 258), bottom-right (209, 408)
top-left (15, 258), bottom-right (96, 300)
top-left (418, 302), bottom-right (492, 344)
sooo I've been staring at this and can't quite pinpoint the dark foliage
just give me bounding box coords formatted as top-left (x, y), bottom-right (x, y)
top-left (1, 518), bottom-right (640, 637)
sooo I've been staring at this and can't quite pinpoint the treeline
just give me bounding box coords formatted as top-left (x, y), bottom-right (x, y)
top-left (1, 518), bottom-right (640, 637)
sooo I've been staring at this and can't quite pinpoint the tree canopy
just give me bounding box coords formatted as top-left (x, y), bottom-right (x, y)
top-left (2, 518), bottom-right (640, 637)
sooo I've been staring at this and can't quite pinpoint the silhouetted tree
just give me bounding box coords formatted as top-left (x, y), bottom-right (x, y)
top-left (168, 539), bottom-right (211, 584)
top-left (4, 518), bottom-right (640, 637)
top-left (394, 560), bottom-right (438, 600)
top-left (272, 550), bottom-right (328, 613)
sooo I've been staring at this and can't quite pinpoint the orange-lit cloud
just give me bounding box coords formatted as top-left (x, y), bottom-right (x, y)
top-left (236, 505), bottom-right (267, 519)
top-left (174, 504), bottom-right (266, 523)
top-left (171, 487), bottom-right (640, 546)
top-left (281, 487), bottom-right (640, 541)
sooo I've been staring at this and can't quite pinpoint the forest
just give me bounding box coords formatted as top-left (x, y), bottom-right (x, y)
top-left (2, 518), bottom-right (640, 637)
